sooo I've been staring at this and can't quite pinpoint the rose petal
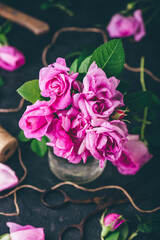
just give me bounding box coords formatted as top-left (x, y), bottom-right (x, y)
top-left (0, 164), bottom-right (19, 192)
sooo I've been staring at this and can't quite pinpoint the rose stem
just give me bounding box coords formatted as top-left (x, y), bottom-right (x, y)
top-left (140, 56), bottom-right (148, 142)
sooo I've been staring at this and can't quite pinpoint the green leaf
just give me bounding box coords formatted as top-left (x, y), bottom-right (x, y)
top-left (70, 58), bottom-right (79, 73)
top-left (119, 222), bottom-right (129, 240)
top-left (0, 234), bottom-right (11, 240)
top-left (0, 21), bottom-right (12, 34)
top-left (30, 137), bottom-right (48, 157)
top-left (125, 91), bottom-right (152, 111)
top-left (0, 77), bottom-right (4, 87)
top-left (104, 231), bottom-right (120, 240)
top-left (66, 51), bottom-right (82, 59)
top-left (138, 222), bottom-right (153, 233)
top-left (18, 130), bottom-right (31, 142)
top-left (89, 39), bottom-right (125, 78)
top-left (17, 79), bottom-right (42, 103)
top-left (117, 80), bottom-right (131, 95)
top-left (40, 2), bottom-right (54, 10)
top-left (78, 55), bottom-right (91, 73)
top-left (0, 33), bottom-right (8, 45)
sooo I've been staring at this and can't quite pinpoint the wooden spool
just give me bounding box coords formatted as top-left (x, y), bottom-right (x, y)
top-left (0, 126), bottom-right (18, 163)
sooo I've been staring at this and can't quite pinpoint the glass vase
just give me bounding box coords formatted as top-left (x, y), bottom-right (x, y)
top-left (48, 149), bottom-right (106, 184)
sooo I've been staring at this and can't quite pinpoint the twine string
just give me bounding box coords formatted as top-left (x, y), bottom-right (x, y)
top-left (0, 98), bottom-right (24, 113)
top-left (42, 27), bottom-right (160, 83)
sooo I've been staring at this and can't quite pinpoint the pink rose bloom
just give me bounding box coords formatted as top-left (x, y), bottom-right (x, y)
top-left (113, 134), bottom-right (152, 175)
top-left (7, 222), bottom-right (45, 240)
top-left (107, 9), bottom-right (146, 42)
top-left (47, 109), bottom-right (90, 164)
top-left (86, 120), bottom-right (128, 167)
top-left (47, 114), bottom-right (82, 164)
top-left (66, 108), bottom-right (91, 162)
top-left (101, 213), bottom-right (125, 238)
top-left (19, 100), bottom-right (54, 141)
top-left (73, 62), bottom-right (124, 119)
top-left (0, 163), bottom-right (19, 192)
top-left (39, 57), bottom-right (78, 109)
top-left (0, 46), bottom-right (25, 71)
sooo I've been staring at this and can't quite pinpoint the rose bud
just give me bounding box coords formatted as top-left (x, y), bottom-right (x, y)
top-left (111, 108), bottom-right (129, 120)
top-left (100, 212), bottom-right (125, 238)
top-left (0, 46), bottom-right (25, 71)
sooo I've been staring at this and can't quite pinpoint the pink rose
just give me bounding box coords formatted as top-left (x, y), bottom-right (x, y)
top-left (107, 9), bottom-right (146, 42)
top-left (0, 163), bottom-right (19, 192)
top-left (113, 134), bottom-right (152, 175)
top-left (73, 62), bottom-right (124, 119)
top-left (0, 46), bottom-right (25, 71)
top-left (6, 222), bottom-right (45, 240)
top-left (47, 110), bottom-right (90, 164)
top-left (19, 100), bottom-right (54, 141)
top-left (86, 120), bottom-right (128, 167)
top-left (39, 58), bottom-right (78, 109)
top-left (66, 108), bottom-right (91, 162)
top-left (47, 114), bottom-right (82, 164)
top-left (100, 213), bottom-right (125, 238)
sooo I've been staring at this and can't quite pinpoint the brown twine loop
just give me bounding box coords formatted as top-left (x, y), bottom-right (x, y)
top-left (42, 26), bottom-right (160, 83)
top-left (0, 98), bottom-right (25, 113)
top-left (42, 27), bottom-right (108, 66)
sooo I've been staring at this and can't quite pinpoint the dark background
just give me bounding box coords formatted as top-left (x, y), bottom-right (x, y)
top-left (0, 0), bottom-right (160, 239)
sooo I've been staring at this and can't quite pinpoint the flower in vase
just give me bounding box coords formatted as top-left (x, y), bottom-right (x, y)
top-left (73, 62), bottom-right (124, 120)
top-left (39, 57), bottom-right (78, 109)
top-left (19, 100), bottom-right (55, 141)
top-left (86, 120), bottom-right (128, 168)
top-left (112, 134), bottom-right (153, 175)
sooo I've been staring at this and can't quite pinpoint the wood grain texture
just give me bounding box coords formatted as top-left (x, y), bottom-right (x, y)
top-left (0, 3), bottom-right (49, 34)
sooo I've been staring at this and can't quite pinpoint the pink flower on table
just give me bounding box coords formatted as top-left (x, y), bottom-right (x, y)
top-left (0, 46), bottom-right (25, 71)
top-left (73, 62), bottom-right (124, 119)
top-left (7, 222), bottom-right (45, 240)
top-left (86, 120), bottom-right (128, 167)
top-left (19, 100), bottom-right (54, 141)
top-left (39, 57), bottom-right (78, 109)
top-left (100, 213), bottom-right (125, 238)
top-left (107, 9), bottom-right (146, 42)
top-left (112, 134), bottom-right (152, 175)
top-left (0, 163), bottom-right (19, 192)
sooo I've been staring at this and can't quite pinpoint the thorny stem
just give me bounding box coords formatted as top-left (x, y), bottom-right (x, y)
top-left (140, 57), bottom-right (148, 141)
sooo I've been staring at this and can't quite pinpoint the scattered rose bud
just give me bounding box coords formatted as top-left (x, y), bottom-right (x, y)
top-left (0, 46), bottom-right (25, 71)
top-left (6, 222), bottom-right (45, 240)
top-left (0, 163), bottom-right (19, 192)
top-left (100, 212), bottom-right (125, 238)
top-left (107, 9), bottom-right (146, 42)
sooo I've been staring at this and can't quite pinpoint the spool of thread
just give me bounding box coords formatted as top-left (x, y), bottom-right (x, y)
top-left (0, 126), bottom-right (18, 162)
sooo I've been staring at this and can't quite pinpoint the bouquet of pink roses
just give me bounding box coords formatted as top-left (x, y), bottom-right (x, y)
top-left (17, 39), bottom-right (152, 175)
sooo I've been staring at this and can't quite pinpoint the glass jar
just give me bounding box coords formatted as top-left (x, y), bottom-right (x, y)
top-left (48, 149), bottom-right (106, 184)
